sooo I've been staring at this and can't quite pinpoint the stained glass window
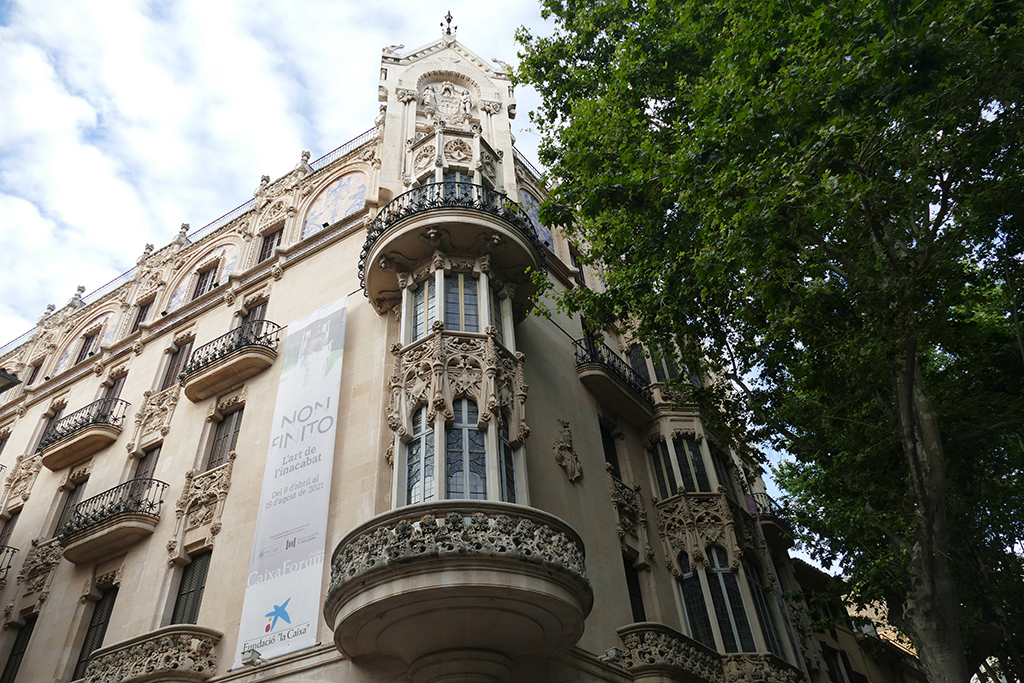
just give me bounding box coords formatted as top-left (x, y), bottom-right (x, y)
top-left (707, 546), bottom-right (756, 652)
top-left (406, 406), bottom-right (435, 505)
top-left (446, 398), bottom-right (485, 499)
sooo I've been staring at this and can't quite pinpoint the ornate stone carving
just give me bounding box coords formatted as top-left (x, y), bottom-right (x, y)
top-left (4, 454), bottom-right (42, 507)
top-left (83, 624), bottom-right (222, 683)
top-left (722, 654), bottom-right (806, 683)
top-left (655, 491), bottom-right (744, 572)
top-left (608, 470), bottom-right (645, 538)
top-left (127, 385), bottom-right (180, 452)
top-left (553, 420), bottom-right (582, 483)
top-left (386, 329), bottom-right (529, 446)
top-left (329, 503), bottom-right (588, 595)
top-left (617, 623), bottom-right (724, 683)
top-left (16, 538), bottom-right (63, 598)
top-left (414, 144), bottom-right (436, 174)
top-left (478, 100), bottom-right (502, 116)
top-left (397, 87), bottom-right (418, 104)
top-left (444, 138), bottom-right (472, 164)
top-left (206, 387), bottom-right (247, 422)
top-left (168, 455), bottom-right (235, 564)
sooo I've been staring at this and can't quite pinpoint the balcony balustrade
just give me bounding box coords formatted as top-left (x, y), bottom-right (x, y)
top-left (39, 398), bottom-right (130, 471)
top-left (83, 624), bottom-right (222, 683)
top-left (0, 545), bottom-right (17, 584)
top-left (752, 492), bottom-right (794, 546)
top-left (58, 478), bottom-right (168, 564)
top-left (324, 501), bottom-right (593, 683)
top-left (573, 338), bottom-right (654, 426)
top-left (179, 319), bottom-right (281, 402)
top-left (359, 181), bottom-right (546, 316)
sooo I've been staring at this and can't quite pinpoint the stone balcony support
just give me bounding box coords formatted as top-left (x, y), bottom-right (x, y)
top-left (83, 624), bottom-right (222, 683)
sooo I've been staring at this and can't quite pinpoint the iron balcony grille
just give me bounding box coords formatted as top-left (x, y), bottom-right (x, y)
top-left (58, 478), bottom-right (169, 542)
top-left (573, 338), bottom-right (655, 405)
top-left (0, 545), bottom-right (17, 582)
top-left (753, 492), bottom-right (794, 532)
top-left (38, 398), bottom-right (130, 452)
top-left (180, 319), bottom-right (282, 381)
top-left (357, 181), bottom-right (549, 294)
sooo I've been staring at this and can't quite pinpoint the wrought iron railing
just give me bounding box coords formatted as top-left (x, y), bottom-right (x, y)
top-left (180, 320), bottom-right (281, 381)
top-left (573, 338), bottom-right (655, 405)
top-left (0, 545), bottom-right (17, 582)
top-left (357, 181), bottom-right (548, 294)
top-left (58, 478), bottom-right (168, 541)
top-left (753, 492), bottom-right (793, 532)
top-left (38, 398), bottom-right (130, 451)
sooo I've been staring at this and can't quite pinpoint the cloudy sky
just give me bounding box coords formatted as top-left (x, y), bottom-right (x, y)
top-left (0, 0), bottom-right (550, 345)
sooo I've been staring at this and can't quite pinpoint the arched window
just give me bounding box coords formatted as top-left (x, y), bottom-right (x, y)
top-left (745, 560), bottom-right (786, 658)
top-left (707, 546), bottom-right (756, 653)
top-left (446, 398), bottom-right (486, 499)
top-left (412, 278), bottom-right (437, 341)
top-left (444, 273), bottom-right (479, 333)
top-left (406, 406), bottom-right (435, 505)
top-left (677, 552), bottom-right (715, 648)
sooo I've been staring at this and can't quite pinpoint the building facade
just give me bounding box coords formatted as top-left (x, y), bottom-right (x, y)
top-left (0, 32), bottom-right (921, 683)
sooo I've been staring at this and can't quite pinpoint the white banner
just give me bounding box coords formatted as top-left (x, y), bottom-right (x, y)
top-left (234, 296), bottom-right (347, 666)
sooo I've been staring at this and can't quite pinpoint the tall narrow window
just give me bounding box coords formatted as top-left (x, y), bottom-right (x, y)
top-left (490, 289), bottom-right (505, 345)
top-left (103, 374), bottom-right (126, 400)
top-left (135, 445), bottom-right (161, 481)
top-left (499, 420), bottom-right (516, 503)
top-left (172, 551), bottom-right (211, 624)
top-left (0, 512), bottom-right (18, 547)
top-left (35, 407), bottom-right (64, 452)
top-left (73, 587), bottom-right (118, 680)
top-left (710, 445), bottom-right (735, 497)
top-left (622, 556), bottom-right (647, 622)
top-left (26, 363), bottom-right (41, 386)
top-left (242, 301), bottom-right (268, 326)
top-left (207, 409), bottom-right (243, 471)
top-left (405, 406), bottom-right (435, 505)
top-left (0, 434), bottom-right (7, 459)
top-left (130, 301), bottom-right (151, 334)
top-left (628, 346), bottom-right (651, 384)
top-left (258, 228), bottom-right (283, 263)
top-left (651, 347), bottom-right (680, 383)
top-left (672, 436), bottom-right (712, 493)
top-left (444, 273), bottom-right (479, 333)
top-left (569, 248), bottom-right (587, 286)
top-left (0, 615), bottom-right (36, 683)
top-left (677, 552), bottom-right (715, 648)
top-left (160, 340), bottom-right (193, 391)
top-left (649, 441), bottom-right (677, 499)
top-left (745, 560), bottom-right (785, 658)
top-left (192, 266), bottom-right (218, 300)
top-left (601, 423), bottom-right (621, 479)
top-left (411, 278), bottom-right (437, 341)
top-left (706, 546), bottom-right (756, 652)
top-left (54, 482), bottom-right (86, 536)
top-left (445, 398), bottom-right (485, 499)
top-left (76, 332), bottom-right (98, 365)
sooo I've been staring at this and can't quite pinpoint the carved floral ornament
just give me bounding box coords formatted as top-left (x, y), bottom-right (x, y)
top-left (4, 454), bottom-right (42, 508)
top-left (167, 454), bottom-right (235, 565)
top-left (126, 385), bottom-right (180, 454)
top-left (655, 490), bottom-right (756, 573)
top-left (15, 537), bottom-right (63, 600)
top-left (607, 468), bottom-right (645, 538)
top-left (83, 625), bottom-right (222, 683)
top-left (387, 326), bottom-right (530, 447)
top-left (617, 623), bottom-right (724, 683)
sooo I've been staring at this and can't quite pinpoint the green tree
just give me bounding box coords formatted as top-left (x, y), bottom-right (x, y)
top-left (516, 1), bottom-right (1024, 681)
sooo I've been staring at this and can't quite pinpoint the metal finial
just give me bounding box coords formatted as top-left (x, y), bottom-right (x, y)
top-left (441, 11), bottom-right (456, 35)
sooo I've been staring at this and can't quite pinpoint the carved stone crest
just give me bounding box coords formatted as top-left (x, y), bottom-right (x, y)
top-left (3, 454), bottom-right (42, 508)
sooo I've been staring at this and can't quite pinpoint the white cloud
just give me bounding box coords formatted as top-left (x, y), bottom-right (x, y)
top-left (0, 0), bottom-right (550, 345)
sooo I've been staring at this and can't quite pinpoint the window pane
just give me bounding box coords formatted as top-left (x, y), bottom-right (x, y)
top-left (708, 547), bottom-right (756, 653)
top-left (208, 409), bottom-right (243, 470)
top-left (412, 282), bottom-right (424, 340)
top-left (161, 340), bottom-right (193, 391)
top-left (0, 512), bottom-right (18, 547)
top-left (445, 429), bottom-right (464, 499)
top-left (104, 375), bottom-right (126, 400)
top-left (746, 562), bottom-right (786, 658)
top-left (468, 429), bottom-right (486, 499)
top-left (242, 302), bottom-right (268, 326)
top-left (490, 290), bottom-right (504, 345)
top-left (135, 445), bottom-right (161, 481)
top-left (73, 586), bottom-right (118, 680)
top-left (678, 553), bottom-right (715, 648)
top-left (685, 439), bottom-right (712, 492)
top-left (628, 346), bottom-right (651, 384)
top-left (0, 615), bottom-right (36, 683)
top-left (444, 274), bottom-right (461, 330)
top-left (463, 275), bottom-right (479, 332)
top-left (671, 437), bottom-right (697, 493)
top-left (658, 442), bottom-right (677, 496)
top-left (500, 422), bottom-right (515, 503)
top-left (600, 423), bottom-right (621, 479)
top-left (131, 301), bottom-right (151, 333)
top-left (172, 551), bottom-right (211, 624)
top-left (622, 556), bottom-right (646, 622)
top-left (711, 446), bottom-right (732, 495)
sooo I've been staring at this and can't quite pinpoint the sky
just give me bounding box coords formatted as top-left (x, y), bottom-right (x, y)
top-left (0, 0), bottom-right (550, 346)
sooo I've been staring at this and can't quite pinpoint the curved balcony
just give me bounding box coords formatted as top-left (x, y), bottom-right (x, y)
top-left (58, 478), bottom-right (168, 564)
top-left (180, 320), bottom-right (281, 402)
top-left (753, 492), bottom-right (794, 548)
top-left (359, 182), bottom-right (547, 316)
top-left (324, 501), bottom-right (593, 680)
top-left (618, 622), bottom-right (724, 683)
top-left (0, 545), bottom-right (17, 584)
top-left (573, 339), bottom-right (654, 427)
top-left (83, 624), bottom-right (222, 683)
top-left (39, 398), bottom-right (129, 471)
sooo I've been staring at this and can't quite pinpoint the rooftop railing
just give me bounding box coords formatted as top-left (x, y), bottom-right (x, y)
top-left (357, 181), bottom-right (548, 294)
top-left (573, 338), bottom-right (655, 405)
top-left (180, 319), bottom-right (281, 381)
top-left (38, 398), bottom-right (130, 452)
top-left (58, 478), bottom-right (168, 542)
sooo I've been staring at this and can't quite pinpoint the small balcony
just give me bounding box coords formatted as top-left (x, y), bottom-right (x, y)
top-left (39, 398), bottom-right (130, 471)
top-left (359, 181), bottom-right (547, 316)
top-left (752, 492), bottom-right (794, 545)
top-left (573, 339), bottom-right (654, 426)
top-left (617, 622), bottom-right (724, 683)
top-left (58, 478), bottom-right (169, 564)
top-left (180, 320), bottom-right (281, 402)
top-left (0, 545), bottom-right (17, 584)
top-left (83, 624), bottom-right (222, 682)
top-left (324, 501), bottom-right (593, 683)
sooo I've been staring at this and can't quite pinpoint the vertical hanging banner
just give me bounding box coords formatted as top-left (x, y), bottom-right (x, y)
top-left (234, 296), bottom-right (347, 666)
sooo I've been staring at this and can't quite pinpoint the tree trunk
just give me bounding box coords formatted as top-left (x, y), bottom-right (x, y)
top-left (892, 354), bottom-right (971, 683)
